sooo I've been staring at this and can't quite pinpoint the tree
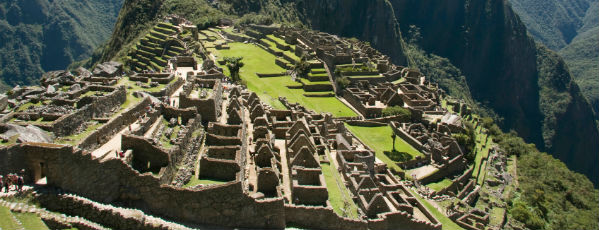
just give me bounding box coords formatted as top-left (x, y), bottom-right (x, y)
top-left (391, 131), bottom-right (397, 151)
top-left (293, 55), bottom-right (311, 78)
top-left (381, 106), bottom-right (411, 119)
top-left (224, 56), bottom-right (244, 82)
top-left (336, 76), bottom-right (351, 90)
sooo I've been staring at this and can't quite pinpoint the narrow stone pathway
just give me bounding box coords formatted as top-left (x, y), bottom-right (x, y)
top-left (91, 121), bottom-right (141, 160)
top-left (275, 139), bottom-right (292, 202)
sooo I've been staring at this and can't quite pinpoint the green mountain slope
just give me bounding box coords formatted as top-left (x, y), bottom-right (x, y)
top-left (509, 0), bottom-right (598, 121)
top-left (0, 0), bottom-right (123, 89)
top-left (509, 0), bottom-right (594, 50)
top-left (559, 27), bottom-right (599, 117)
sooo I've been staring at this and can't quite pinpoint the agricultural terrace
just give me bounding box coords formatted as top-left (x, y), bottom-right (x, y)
top-left (209, 42), bottom-right (356, 117)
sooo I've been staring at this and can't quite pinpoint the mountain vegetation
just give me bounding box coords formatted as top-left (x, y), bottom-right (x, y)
top-left (509, 0), bottom-right (598, 122)
top-left (0, 0), bottom-right (123, 92)
top-left (483, 118), bottom-right (599, 230)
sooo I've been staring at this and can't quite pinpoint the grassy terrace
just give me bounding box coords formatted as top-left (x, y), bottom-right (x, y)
top-left (471, 121), bottom-right (493, 185)
top-left (261, 36), bottom-right (300, 62)
top-left (407, 188), bottom-right (464, 230)
top-left (346, 124), bottom-right (423, 173)
top-left (426, 178), bottom-right (453, 192)
top-left (184, 177), bottom-right (228, 188)
top-left (321, 150), bottom-right (360, 218)
top-left (0, 206), bottom-right (48, 230)
top-left (211, 42), bottom-right (356, 117)
top-left (56, 122), bottom-right (102, 145)
top-left (160, 118), bottom-right (181, 149)
top-left (17, 101), bottom-right (44, 112)
top-left (347, 74), bottom-right (382, 78)
top-left (221, 27), bottom-right (251, 39)
top-left (299, 78), bottom-right (331, 85)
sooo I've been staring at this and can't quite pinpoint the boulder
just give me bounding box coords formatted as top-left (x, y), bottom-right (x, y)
top-left (74, 67), bottom-right (92, 79)
top-left (40, 71), bottom-right (75, 86)
top-left (0, 124), bottom-right (54, 143)
top-left (0, 94), bottom-right (7, 111)
top-left (93, 61), bottom-right (123, 77)
top-left (47, 85), bottom-right (56, 93)
top-left (70, 84), bottom-right (82, 91)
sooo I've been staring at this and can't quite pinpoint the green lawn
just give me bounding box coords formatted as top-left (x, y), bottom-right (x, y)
top-left (212, 43), bottom-right (356, 117)
top-left (56, 122), bottom-right (102, 145)
top-left (407, 188), bottom-right (464, 230)
top-left (472, 126), bottom-right (493, 185)
top-left (346, 124), bottom-right (423, 173)
top-left (266, 34), bottom-right (286, 45)
top-left (347, 74), bottom-right (382, 78)
top-left (183, 176), bottom-right (228, 188)
top-left (426, 178), bottom-right (453, 192)
top-left (0, 206), bottom-right (21, 229)
top-left (14, 212), bottom-right (49, 230)
top-left (321, 151), bottom-right (360, 219)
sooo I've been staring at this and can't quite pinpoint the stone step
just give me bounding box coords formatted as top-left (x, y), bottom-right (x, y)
top-left (45, 192), bottom-right (194, 230)
top-left (0, 198), bottom-right (110, 230)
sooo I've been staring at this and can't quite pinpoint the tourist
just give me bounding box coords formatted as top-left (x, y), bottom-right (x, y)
top-left (119, 151), bottom-right (125, 158)
top-left (3, 175), bottom-right (10, 192)
top-left (0, 175), bottom-right (3, 193)
top-left (115, 150), bottom-right (119, 158)
top-left (17, 176), bottom-right (23, 192)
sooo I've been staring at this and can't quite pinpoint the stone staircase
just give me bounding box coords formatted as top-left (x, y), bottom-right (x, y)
top-left (35, 190), bottom-right (195, 230)
top-left (0, 199), bottom-right (108, 230)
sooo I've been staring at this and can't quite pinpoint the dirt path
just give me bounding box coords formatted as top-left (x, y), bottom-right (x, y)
top-left (275, 139), bottom-right (292, 202)
top-left (91, 122), bottom-right (140, 160)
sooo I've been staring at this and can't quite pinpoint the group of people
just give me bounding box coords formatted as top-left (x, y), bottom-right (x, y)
top-left (0, 170), bottom-right (25, 193)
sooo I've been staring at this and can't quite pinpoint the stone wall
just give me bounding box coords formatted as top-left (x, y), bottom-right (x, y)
top-left (284, 204), bottom-right (368, 230)
top-left (122, 134), bottom-right (170, 174)
top-left (179, 80), bottom-right (222, 122)
top-left (390, 122), bottom-right (426, 153)
top-left (419, 155), bottom-right (467, 184)
top-left (2, 143), bottom-right (286, 229)
top-left (53, 86), bottom-right (126, 137)
top-left (78, 97), bottom-right (151, 151)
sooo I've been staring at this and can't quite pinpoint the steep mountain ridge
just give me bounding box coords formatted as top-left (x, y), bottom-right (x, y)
top-left (390, 0), bottom-right (598, 185)
top-left (510, 0), bottom-right (599, 122)
top-left (0, 0), bottom-right (123, 89)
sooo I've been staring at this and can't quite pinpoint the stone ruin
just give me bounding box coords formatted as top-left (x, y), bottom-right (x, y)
top-left (0, 17), bottom-right (493, 230)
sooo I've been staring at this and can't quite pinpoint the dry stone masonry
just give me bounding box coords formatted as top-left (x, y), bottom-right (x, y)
top-left (0, 15), bottom-right (501, 230)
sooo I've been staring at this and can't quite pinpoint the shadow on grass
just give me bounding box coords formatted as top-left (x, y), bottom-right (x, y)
top-left (384, 150), bottom-right (413, 162)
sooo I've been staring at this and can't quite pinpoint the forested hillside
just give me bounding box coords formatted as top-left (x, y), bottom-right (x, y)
top-left (0, 0), bottom-right (123, 91)
top-left (510, 0), bottom-right (598, 121)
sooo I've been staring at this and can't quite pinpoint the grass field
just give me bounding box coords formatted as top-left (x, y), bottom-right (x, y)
top-left (0, 206), bottom-right (48, 230)
top-left (14, 212), bottom-right (49, 230)
top-left (321, 151), bottom-right (360, 219)
top-left (184, 177), bottom-right (228, 188)
top-left (346, 124), bottom-right (423, 173)
top-left (212, 43), bottom-right (356, 117)
top-left (426, 178), bottom-right (453, 192)
top-left (347, 74), bottom-right (382, 78)
top-left (472, 123), bottom-right (493, 185)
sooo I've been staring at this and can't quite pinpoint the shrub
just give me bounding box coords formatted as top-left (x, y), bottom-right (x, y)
top-left (336, 76), bottom-right (350, 90)
top-left (382, 106), bottom-right (411, 118)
